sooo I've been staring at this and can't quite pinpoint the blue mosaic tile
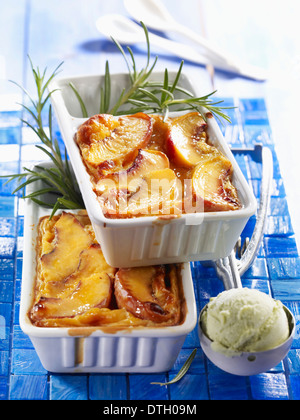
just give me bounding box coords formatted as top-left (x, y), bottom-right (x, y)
top-left (264, 237), bottom-right (298, 258)
top-left (0, 161), bottom-right (20, 175)
top-left (17, 216), bottom-right (24, 236)
top-left (290, 375), bottom-right (300, 400)
top-left (284, 302), bottom-right (300, 349)
top-left (0, 127), bottom-right (21, 145)
top-left (249, 373), bottom-right (289, 400)
top-left (272, 281), bottom-right (300, 301)
top-left (266, 216), bottom-right (294, 237)
top-left (252, 177), bottom-right (288, 199)
top-left (0, 182), bottom-right (18, 197)
top-left (248, 159), bottom-right (265, 179)
top-left (182, 326), bottom-right (201, 349)
top-left (16, 257), bottom-right (23, 280)
top-left (268, 197), bottom-right (289, 217)
top-left (50, 374), bottom-right (88, 400)
top-left (267, 257), bottom-right (300, 279)
top-left (196, 275), bottom-right (224, 301)
top-left (129, 374), bottom-right (168, 400)
top-left (12, 325), bottom-right (34, 350)
top-left (0, 280), bottom-right (14, 303)
top-left (271, 178), bottom-right (286, 197)
top-left (243, 125), bottom-right (273, 146)
top-left (13, 301), bottom-right (20, 326)
top-left (13, 278), bottom-right (21, 304)
top-left (0, 111), bottom-right (22, 128)
top-left (224, 125), bottom-right (242, 146)
top-left (286, 349), bottom-right (300, 375)
top-left (208, 372), bottom-right (249, 400)
top-left (89, 374), bottom-right (128, 400)
top-left (168, 373), bottom-right (209, 400)
top-left (0, 351), bottom-right (9, 376)
top-left (233, 153), bottom-right (250, 180)
top-left (0, 237), bottom-right (15, 258)
top-left (170, 348), bottom-right (205, 375)
top-left (0, 377), bottom-right (8, 400)
top-left (0, 303), bottom-right (12, 351)
top-left (0, 218), bottom-right (16, 237)
top-left (0, 196), bottom-right (16, 217)
top-left (0, 258), bottom-right (14, 280)
top-left (9, 374), bottom-right (48, 400)
top-left (239, 98), bottom-right (267, 112)
top-left (241, 257), bottom-right (269, 279)
top-left (241, 279), bottom-right (271, 295)
top-left (11, 349), bottom-right (47, 375)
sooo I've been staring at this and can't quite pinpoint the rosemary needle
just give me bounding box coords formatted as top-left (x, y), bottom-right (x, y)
top-left (70, 23), bottom-right (233, 123)
top-left (150, 348), bottom-right (197, 386)
top-left (2, 58), bottom-right (84, 217)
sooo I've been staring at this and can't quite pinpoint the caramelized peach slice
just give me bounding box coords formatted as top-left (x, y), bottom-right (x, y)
top-left (95, 149), bottom-right (170, 195)
top-left (99, 168), bottom-right (182, 217)
top-left (166, 112), bottom-right (219, 168)
top-left (76, 113), bottom-right (153, 177)
top-left (192, 155), bottom-right (241, 211)
top-left (30, 244), bottom-right (115, 321)
top-left (114, 265), bottom-right (181, 323)
top-left (39, 212), bottom-right (93, 295)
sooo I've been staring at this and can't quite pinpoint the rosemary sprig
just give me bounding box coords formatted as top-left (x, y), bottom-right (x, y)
top-left (108, 22), bottom-right (159, 115)
top-left (2, 58), bottom-right (84, 217)
top-left (70, 23), bottom-right (233, 123)
top-left (151, 348), bottom-right (197, 386)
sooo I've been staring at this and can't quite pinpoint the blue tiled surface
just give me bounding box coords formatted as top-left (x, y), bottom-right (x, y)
top-left (0, 99), bottom-right (300, 401)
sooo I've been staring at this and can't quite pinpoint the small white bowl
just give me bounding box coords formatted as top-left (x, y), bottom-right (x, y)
top-left (48, 71), bottom-right (257, 268)
top-left (19, 170), bottom-right (197, 373)
top-left (198, 305), bottom-right (295, 376)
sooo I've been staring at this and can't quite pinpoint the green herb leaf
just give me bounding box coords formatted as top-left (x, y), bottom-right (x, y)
top-left (6, 58), bottom-right (84, 217)
top-left (69, 82), bottom-right (88, 118)
top-left (70, 23), bottom-right (233, 123)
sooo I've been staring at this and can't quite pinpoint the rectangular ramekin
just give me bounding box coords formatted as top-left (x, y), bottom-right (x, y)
top-left (19, 172), bottom-right (197, 373)
top-left (49, 72), bottom-right (257, 267)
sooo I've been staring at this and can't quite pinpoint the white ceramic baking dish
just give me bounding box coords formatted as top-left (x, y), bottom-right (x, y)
top-left (49, 72), bottom-right (257, 267)
top-left (19, 174), bottom-right (197, 373)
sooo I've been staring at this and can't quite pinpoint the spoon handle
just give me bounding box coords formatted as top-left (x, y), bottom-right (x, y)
top-left (147, 31), bottom-right (210, 66)
top-left (237, 146), bottom-right (273, 275)
top-left (175, 23), bottom-right (236, 67)
top-left (213, 252), bottom-right (242, 290)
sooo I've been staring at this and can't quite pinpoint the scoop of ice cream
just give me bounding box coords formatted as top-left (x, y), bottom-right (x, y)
top-left (201, 288), bottom-right (290, 355)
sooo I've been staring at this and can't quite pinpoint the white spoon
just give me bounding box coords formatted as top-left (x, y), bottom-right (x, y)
top-left (96, 14), bottom-right (211, 66)
top-left (124, 0), bottom-right (234, 66)
top-left (96, 14), bottom-right (267, 81)
top-left (123, 0), bottom-right (268, 80)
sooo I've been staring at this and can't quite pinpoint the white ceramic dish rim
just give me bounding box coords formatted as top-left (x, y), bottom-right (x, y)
top-left (48, 71), bottom-right (257, 229)
top-left (19, 198), bottom-right (198, 340)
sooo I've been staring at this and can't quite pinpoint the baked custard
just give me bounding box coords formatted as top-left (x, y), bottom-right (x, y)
top-left (29, 211), bottom-right (186, 328)
top-left (75, 112), bottom-right (241, 218)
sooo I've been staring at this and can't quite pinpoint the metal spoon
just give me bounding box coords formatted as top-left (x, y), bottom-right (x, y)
top-left (198, 144), bottom-right (294, 376)
top-left (123, 0), bottom-right (268, 80)
top-left (198, 303), bottom-right (295, 376)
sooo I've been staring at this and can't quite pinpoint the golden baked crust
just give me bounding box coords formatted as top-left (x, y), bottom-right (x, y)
top-left (75, 112), bottom-right (241, 218)
top-left (29, 211), bottom-right (185, 329)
